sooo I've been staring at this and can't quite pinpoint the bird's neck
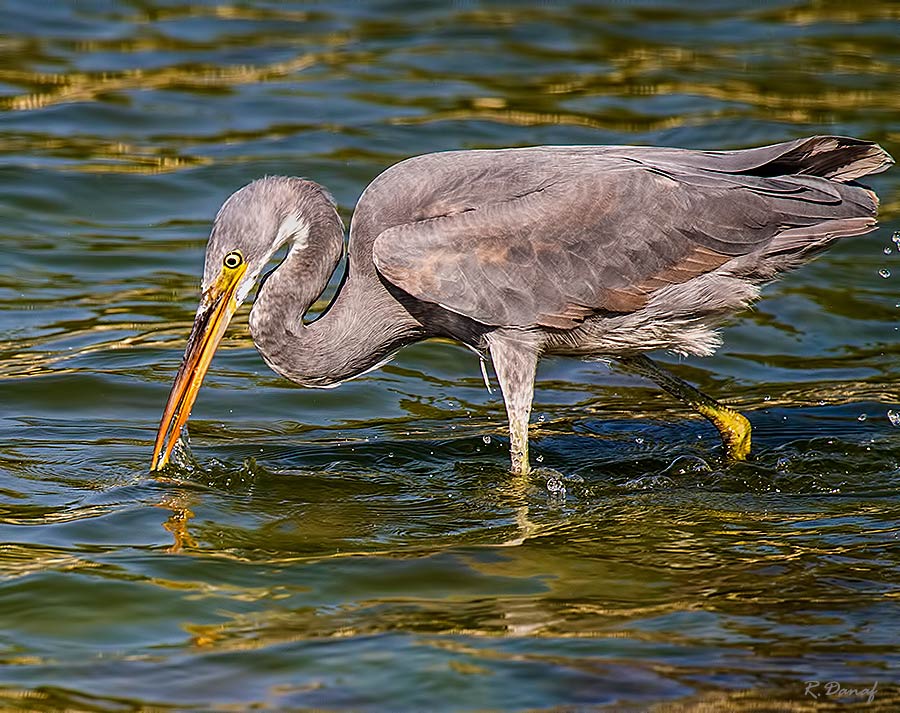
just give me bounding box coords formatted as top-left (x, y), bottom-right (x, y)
top-left (249, 225), bottom-right (424, 388)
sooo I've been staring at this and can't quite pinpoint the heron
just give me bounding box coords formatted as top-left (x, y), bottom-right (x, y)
top-left (151, 135), bottom-right (892, 475)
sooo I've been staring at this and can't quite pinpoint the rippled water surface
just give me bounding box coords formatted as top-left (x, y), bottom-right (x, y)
top-left (2, 1), bottom-right (899, 710)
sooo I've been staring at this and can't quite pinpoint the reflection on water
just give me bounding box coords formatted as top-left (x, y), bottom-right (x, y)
top-left (1, 0), bottom-right (899, 710)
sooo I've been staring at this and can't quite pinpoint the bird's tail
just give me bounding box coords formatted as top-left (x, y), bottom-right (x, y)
top-left (722, 138), bottom-right (893, 279)
top-left (712, 135), bottom-right (894, 183)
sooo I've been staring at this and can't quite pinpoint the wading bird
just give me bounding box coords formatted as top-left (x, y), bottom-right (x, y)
top-left (152, 135), bottom-right (892, 474)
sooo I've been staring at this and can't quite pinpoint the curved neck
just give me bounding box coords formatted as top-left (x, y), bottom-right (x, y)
top-left (249, 215), bottom-right (425, 388)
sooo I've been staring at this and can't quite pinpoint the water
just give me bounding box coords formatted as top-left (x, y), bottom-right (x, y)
top-left (2, 1), bottom-right (899, 709)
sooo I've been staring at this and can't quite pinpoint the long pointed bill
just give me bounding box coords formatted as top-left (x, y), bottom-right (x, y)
top-left (151, 262), bottom-right (246, 471)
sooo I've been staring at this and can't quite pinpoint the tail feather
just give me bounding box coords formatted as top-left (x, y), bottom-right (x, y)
top-left (763, 136), bottom-right (894, 182)
top-left (725, 216), bottom-right (878, 282)
top-left (764, 216), bottom-right (878, 258)
top-left (703, 135), bottom-right (894, 182)
top-left (642, 134), bottom-right (892, 295)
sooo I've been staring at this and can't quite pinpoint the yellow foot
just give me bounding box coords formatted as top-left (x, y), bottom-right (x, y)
top-left (698, 404), bottom-right (752, 461)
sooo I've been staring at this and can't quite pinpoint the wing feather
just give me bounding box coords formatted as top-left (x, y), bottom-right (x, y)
top-left (369, 141), bottom-right (885, 329)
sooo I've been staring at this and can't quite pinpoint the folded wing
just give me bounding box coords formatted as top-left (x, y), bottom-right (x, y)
top-left (372, 136), bottom-right (891, 329)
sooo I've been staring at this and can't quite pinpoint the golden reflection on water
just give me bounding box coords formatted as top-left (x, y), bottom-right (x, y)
top-left (0, 543), bottom-right (102, 579)
top-left (773, 5), bottom-right (900, 24)
top-left (393, 79), bottom-right (898, 133)
top-left (2, 53), bottom-right (323, 113)
top-left (393, 107), bottom-right (694, 134)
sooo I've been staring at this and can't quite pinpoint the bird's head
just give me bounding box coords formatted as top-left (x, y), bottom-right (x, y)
top-left (151, 177), bottom-right (340, 471)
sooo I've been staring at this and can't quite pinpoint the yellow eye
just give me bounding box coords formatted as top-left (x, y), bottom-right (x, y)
top-left (223, 251), bottom-right (243, 269)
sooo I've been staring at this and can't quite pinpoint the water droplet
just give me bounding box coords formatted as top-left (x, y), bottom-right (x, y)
top-left (388, 452), bottom-right (394, 458)
top-left (635, 436), bottom-right (644, 445)
top-left (776, 456), bottom-right (790, 471)
top-left (893, 231), bottom-right (900, 247)
top-left (763, 395), bottom-right (771, 402)
top-left (546, 477), bottom-right (565, 495)
top-left (624, 474), bottom-right (674, 490)
top-left (663, 455), bottom-right (711, 476)
top-left (482, 435), bottom-right (491, 444)
top-left (536, 454), bottom-right (544, 463)
top-left (857, 413), bottom-right (867, 422)
top-left (885, 246), bottom-right (893, 255)
top-left (879, 269), bottom-right (891, 279)
top-left (888, 409), bottom-right (900, 427)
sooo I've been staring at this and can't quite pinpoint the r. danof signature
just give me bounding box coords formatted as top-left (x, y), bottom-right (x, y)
top-left (804, 680), bottom-right (878, 703)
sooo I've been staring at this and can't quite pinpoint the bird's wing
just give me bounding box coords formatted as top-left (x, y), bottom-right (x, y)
top-left (372, 153), bottom-right (877, 329)
top-left (606, 135), bottom-right (893, 182)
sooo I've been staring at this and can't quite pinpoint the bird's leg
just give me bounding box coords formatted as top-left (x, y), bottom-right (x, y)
top-left (488, 334), bottom-right (539, 476)
top-left (618, 354), bottom-right (751, 460)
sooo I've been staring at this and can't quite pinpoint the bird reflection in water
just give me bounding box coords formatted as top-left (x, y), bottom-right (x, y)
top-left (159, 495), bottom-right (197, 554)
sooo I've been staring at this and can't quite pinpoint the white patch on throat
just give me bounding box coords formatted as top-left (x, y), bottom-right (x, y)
top-left (277, 212), bottom-right (310, 252)
top-left (236, 212), bottom-right (311, 305)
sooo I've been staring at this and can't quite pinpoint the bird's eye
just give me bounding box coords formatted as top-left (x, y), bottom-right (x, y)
top-left (223, 251), bottom-right (243, 269)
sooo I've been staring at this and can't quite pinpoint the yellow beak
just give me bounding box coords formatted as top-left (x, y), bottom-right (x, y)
top-left (151, 262), bottom-right (247, 471)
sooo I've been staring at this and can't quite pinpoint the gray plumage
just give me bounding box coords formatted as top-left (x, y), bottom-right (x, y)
top-left (163, 135), bottom-right (893, 474)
